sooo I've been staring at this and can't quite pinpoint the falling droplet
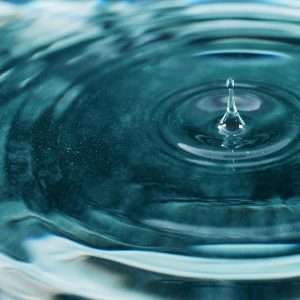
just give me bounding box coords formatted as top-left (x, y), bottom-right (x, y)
top-left (218, 78), bottom-right (246, 136)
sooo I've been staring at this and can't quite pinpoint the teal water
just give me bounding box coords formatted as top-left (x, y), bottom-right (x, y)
top-left (2, 0), bottom-right (300, 299)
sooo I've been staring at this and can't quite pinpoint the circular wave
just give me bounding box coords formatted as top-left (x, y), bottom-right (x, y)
top-left (2, 1), bottom-right (300, 292)
top-left (150, 82), bottom-right (300, 170)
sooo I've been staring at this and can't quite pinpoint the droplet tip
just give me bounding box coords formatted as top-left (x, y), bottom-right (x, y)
top-left (226, 78), bottom-right (234, 89)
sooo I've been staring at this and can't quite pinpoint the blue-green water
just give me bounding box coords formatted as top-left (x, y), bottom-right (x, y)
top-left (2, 0), bottom-right (300, 299)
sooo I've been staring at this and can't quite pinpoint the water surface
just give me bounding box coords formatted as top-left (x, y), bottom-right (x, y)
top-left (1, 0), bottom-right (300, 299)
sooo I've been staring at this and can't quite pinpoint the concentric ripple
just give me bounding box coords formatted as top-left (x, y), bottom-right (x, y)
top-left (151, 82), bottom-right (300, 169)
top-left (2, 0), bottom-right (300, 299)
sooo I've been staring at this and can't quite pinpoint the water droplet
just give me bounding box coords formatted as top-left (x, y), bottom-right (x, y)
top-left (218, 78), bottom-right (246, 136)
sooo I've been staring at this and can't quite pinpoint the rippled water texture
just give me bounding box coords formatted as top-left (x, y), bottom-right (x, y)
top-left (2, 0), bottom-right (300, 299)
